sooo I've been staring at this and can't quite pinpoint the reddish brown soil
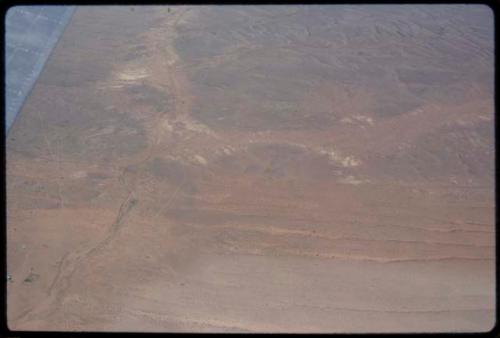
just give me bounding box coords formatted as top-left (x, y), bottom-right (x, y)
top-left (6, 5), bottom-right (494, 332)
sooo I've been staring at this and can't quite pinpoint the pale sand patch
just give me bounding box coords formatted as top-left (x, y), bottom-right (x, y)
top-left (117, 67), bottom-right (150, 82)
top-left (194, 154), bottom-right (208, 165)
top-left (338, 175), bottom-right (366, 185)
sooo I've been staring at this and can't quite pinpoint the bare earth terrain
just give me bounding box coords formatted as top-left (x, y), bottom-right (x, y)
top-left (6, 5), bottom-right (494, 332)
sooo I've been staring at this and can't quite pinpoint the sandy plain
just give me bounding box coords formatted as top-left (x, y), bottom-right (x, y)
top-left (6, 5), bottom-right (495, 332)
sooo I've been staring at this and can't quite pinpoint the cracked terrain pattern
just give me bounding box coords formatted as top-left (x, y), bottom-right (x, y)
top-left (6, 5), bottom-right (494, 332)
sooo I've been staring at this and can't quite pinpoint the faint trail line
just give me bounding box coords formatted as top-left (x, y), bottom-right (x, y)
top-left (46, 251), bottom-right (71, 295)
top-left (56, 127), bottom-right (65, 209)
top-left (14, 192), bottom-right (138, 325)
top-left (35, 109), bottom-right (64, 209)
top-left (195, 223), bottom-right (493, 249)
top-left (227, 248), bottom-right (494, 263)
top-left (138, 8), bottom-right (197, 224)
top-left (280, 251), bottom-right (494, 263)
top-left (151, 167), bottom-right (188, 223)
top-left (268, 301), bottom-right (494, 314)
top-left (349, 221), bottom-right (494, 234)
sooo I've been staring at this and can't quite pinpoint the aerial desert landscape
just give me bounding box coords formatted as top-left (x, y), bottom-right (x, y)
top-left (6, 5), bottom-right (495, 332)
